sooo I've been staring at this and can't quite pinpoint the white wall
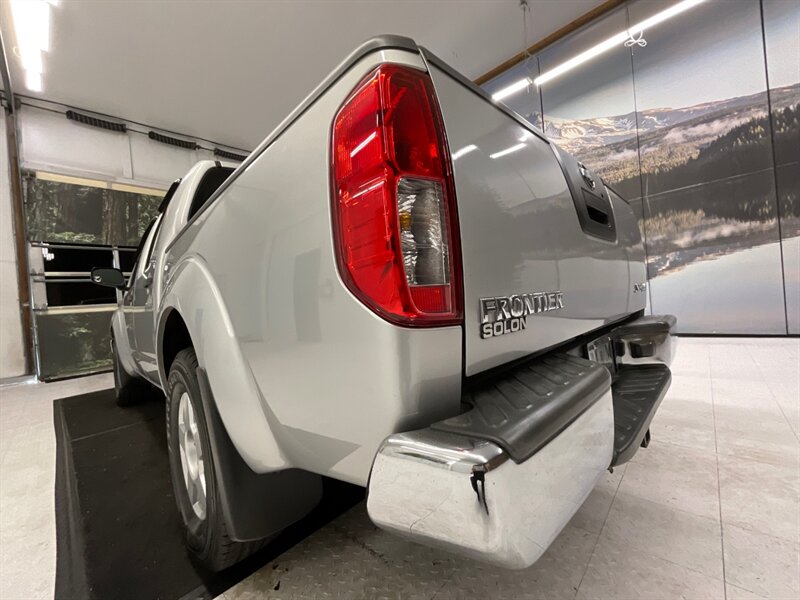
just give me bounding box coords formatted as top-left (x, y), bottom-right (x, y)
top-left (18, 104), bottom-right (225, 188)
top-left (0, 115), bottom-right (26, 379)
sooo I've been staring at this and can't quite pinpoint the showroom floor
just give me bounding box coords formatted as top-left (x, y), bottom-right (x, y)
top-left (0, 338), bottom-right (798, 600)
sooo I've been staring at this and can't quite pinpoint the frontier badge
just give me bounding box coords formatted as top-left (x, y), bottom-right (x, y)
top-left (480, 292), bottom-right (564, 339)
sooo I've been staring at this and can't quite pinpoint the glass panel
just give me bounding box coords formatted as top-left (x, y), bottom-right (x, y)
top-left (35, 310), bottom-right (113, 380)
top-left (483, 56), bottom-right (543, 130)
top-left (538, 7), bottom-right (641, 201)
top-left (44, 282), bottom-right (116, 307)
top-left (118, 249), bottom-right (138, 273)
top-left (763, 0), bottom-right (800, 333)
top-left (25, 175), bottom-right (161, 246)
top-left (25, 173), bottom-right (161, 380)
top-left (41, 245), bottom-right (114, 274)
top-left (630, 0), bottom-right (785, 333)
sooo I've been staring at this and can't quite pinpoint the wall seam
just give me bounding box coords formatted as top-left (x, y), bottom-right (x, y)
top-left (626, 4), bottom-right (654, 315)
top-left (758, 0), bottom-right (790, 335)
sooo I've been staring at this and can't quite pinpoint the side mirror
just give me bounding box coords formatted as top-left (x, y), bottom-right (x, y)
top-left (91, 267), bottom-right (126, 290)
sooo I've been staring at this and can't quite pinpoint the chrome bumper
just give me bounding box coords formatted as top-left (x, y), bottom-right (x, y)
top-left (366, 390), bottom-right (614, 569)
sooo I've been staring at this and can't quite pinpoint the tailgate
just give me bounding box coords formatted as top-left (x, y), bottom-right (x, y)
top-left (422, 52), bottom-right (644, 376)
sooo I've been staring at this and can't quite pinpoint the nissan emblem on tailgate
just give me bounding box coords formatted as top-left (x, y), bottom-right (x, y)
top-left (479, 292), bottom-right (564, 339)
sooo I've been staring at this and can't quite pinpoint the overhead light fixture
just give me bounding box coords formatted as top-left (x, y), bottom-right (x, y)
top-left (534, 0), bottom-right (707, 87)
top-left (628, 0), bottom-right (707, 32)
top-left (452, 144), bottom-right (477, 160)
top-left (490, 143), bottom-right (526, 159)
top-left (492, 78), bottom-right (530, 102)
top-left (9, 0), bottom-right (56, 93)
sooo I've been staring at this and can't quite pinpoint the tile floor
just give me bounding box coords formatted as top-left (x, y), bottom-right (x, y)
top-left (0, 372), bottom-right (113, 600)
top-left (0, 338), bottom-right (798, 600)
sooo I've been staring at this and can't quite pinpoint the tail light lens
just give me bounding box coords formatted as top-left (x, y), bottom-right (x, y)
top-left (331, 64), bottom-right (462, 326)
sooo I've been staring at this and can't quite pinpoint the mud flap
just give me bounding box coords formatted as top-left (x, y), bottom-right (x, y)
top-left (196, 367), bottom-right (322, 542)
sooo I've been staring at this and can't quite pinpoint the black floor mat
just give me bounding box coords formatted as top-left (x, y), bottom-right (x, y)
top-left (54, 389), bottom-right (364, 600)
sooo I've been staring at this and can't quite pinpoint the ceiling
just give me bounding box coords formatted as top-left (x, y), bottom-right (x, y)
top-left (0, 0), bottom-right (602, 150)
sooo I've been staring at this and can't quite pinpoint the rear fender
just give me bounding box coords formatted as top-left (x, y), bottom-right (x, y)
top-left (157, 254), bottom-right (289, 472)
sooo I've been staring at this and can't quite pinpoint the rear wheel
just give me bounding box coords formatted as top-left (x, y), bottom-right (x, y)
top-left (166, 348), bottom-right (267, 571)
top-left (111, 333), bottom-right (147, 407)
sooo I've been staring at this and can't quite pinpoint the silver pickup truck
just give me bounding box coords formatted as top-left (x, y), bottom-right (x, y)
top-left (91, 35), bottom-right (676, 572)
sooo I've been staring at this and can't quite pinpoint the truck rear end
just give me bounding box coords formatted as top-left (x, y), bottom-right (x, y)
top-left (335, 45), bottom-right (677, 568)
top-left (164, 35), bottom-right (675, 570)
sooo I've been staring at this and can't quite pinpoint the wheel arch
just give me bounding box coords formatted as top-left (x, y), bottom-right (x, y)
top-left (165, 346), bottom-right (322, 547)
top-left (157, 255), bottom-right (289, 473)
top-left (158, 307), bottom-right (194, 386)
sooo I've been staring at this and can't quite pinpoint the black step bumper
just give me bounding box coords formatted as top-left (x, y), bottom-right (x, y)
top-left (428, 313), bottom-right (677, 465)
top-left (611, 364), bottom-right (671, 466)
top-left (431, 354), bottom-right (611, 463)
top-left (608, 313), bottom-right (676, 465)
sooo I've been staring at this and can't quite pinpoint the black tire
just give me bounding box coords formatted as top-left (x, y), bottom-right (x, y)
top-left (166, 348), bottom-right (267, 571)
top-left (112, 333), bottom-right (146, 407)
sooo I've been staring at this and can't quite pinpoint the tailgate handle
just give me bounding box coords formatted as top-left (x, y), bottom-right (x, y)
top-left (586, 204), bottom-right (610, 226)
top-left (582, 189), bottom-right (612, 228)
top-left (552, 149), bottom-right (616, 242)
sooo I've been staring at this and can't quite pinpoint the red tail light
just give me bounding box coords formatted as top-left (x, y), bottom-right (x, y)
top-left (331, 64), bottom-right (462, 326)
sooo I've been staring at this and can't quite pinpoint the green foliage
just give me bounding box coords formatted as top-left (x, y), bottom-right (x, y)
top-left (36, 311), bottom-right (114, 379)
top-left (49, 231), bottom-right (101, 244)
top-left (24, 176), bottom-right (161, 246)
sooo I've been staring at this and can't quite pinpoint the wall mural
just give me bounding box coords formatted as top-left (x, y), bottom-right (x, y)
top-left (764, 0), bottom-right (800, 333)
top-left (25, 175), bottom-right (161, 247)
top-left (484, 0), bottom-right (799, 334)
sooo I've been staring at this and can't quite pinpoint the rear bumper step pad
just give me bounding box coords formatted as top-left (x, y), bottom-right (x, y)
top-left (431, 354), bottom-right (611, 463)
top-left (611, 364), bottom-right (672, 466)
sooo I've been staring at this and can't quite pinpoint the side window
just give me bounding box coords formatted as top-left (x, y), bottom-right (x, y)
top-left (187, 167), bottom-right (234, 220)
top-left (141, 215), bottom-right (165, 272)
top-left (128, 215), bottom-right (162, 286)
top-left (129, 217), bottom-right (157, 285)
top-left (125, 177), bottom-right (183, 287)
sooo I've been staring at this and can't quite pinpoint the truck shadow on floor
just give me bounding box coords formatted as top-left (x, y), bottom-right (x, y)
top-left (53, 388), bottom-right (365, 600)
